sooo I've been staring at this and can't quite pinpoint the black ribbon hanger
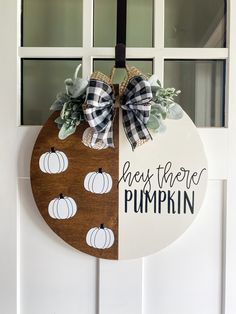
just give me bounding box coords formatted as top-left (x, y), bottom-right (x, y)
top-left (115, 0), bottom-right (127, 68)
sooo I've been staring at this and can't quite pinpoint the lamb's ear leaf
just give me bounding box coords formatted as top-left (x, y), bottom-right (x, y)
top-left (152, 103), bottom-right (166, 113)
top-left (58, 123), bottom-right (77, 140)
top-left (54, 116), bottom-right (64, 125)
top-left (65, 78), bottom-right (73, 86)
top-left (71, 78), bottom-right (88, 98)
top-left (50, 99), bottom-right (63, 111)
top-left (151, 85), bottom-right (158, 95)
top-left (148, 74), bottom-right (160, 86)
top-left (65, 77), bottom-right (88, 98)
top-left (50, 93), bottom-right (69, 111)
top-left (167, 103), bottom-right (184, 120)
top-left (147, 114), bottom-right (161, 130)
top-left (157, 119), bottom-right (167, 133)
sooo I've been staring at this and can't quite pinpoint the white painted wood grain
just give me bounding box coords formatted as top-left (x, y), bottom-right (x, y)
top-left (198, 128), bottom-right (228, 180)
top-left (224, 1), bottom-right (236, 313)
top-left (18, 179), bottom-right (98, 314)
top-left (143, 180), bottom-right (223, 314)
top-left (18, 47), bottom-right (228, 60)
top-left (17, 126), bottom-right (41, 178)
top-left (98, 259), bottom-right (143, 314)
top-left (154, 0), bottom-right (164, 48)
top-left (83, 0), bottom-right (93, 49)
top-left (0, 0), bottom-right (17, 313)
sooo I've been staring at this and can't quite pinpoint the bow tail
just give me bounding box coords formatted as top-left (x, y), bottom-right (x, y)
top-left (90, 119), bottom-right (114, 149)
top-left (122, 110), bottom-right (152, 150)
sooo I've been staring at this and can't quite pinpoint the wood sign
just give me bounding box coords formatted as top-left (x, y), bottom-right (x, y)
top-left (31, 110), bottom-right (207, 260)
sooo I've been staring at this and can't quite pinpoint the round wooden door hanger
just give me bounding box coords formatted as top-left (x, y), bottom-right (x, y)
top-left (31, 109), bottom-right (207, 260)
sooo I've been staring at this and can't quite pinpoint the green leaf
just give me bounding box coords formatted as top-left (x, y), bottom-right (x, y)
top-left (65, 78), bottom-right (73, 86)
top-left (150, 85), bottom-right (158, 95)
top-left (64, 77), bottom-right (88, 98)
top-left (166, 103), bottom-right (184, 120)
top-left (156, 119), bottom-right (167, 133)
top-left (50, 99), bottom-right (64, 111)
top-left (58, 123), bottom-right (76, 140)
top-left (72, 78), bottom-right (88, 98)
top-left (148, 74), bottom-right (162, 97)
top-left (151, 103), bottom-right (166, 113)
top-left (54, 116), bottom-right (64, 124)
top-left (148, 74), bottom-right (159, 87)
top-left (60, 102), bottom-right (70, 120)
top-left (147, 114), bottom-right (161, 130)
top-left (50, 93), bottom-right (70, 111)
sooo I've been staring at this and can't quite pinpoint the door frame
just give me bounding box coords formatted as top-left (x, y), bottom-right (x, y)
top-left (0, 0), bottom-right (236, 313)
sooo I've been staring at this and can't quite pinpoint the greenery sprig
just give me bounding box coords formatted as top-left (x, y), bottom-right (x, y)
top-left (147, 74), bottom-right (183, 133)
top-left (50, 64), bottom-right (88, 139)
top-left (50, 66), bottom-right (184, 140)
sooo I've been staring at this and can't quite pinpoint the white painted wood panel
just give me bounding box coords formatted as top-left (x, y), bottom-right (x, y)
top-left (19, 179), bottom-right (97, 314)
top-left (198, 129), bottom-right (228, 180)
top-left (18, 47), bottom-right (228, 59)
top-left (224, 1), bottom-right (236, 313)
top-left (0, 0), bottom-right (17, 313)
top-left (99, 259), bottom-right (143, 314)
top-left (143, 180), bottom-right (224, 314)
top-left (17, 126), bottom-right (41, 178)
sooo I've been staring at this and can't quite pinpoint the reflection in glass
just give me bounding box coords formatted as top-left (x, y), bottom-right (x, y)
top-left (164, 60), bottom-right (225, 127)
top-left (22, 59), bottom-right (82, 125)
top-left (94, 0), bottom-right (153, 47)
top-left (165, 0), bottom-right (226, 47)
top-left (22, 0), bottom-right (83, 47)
top-left (93, 59), bottom-right (153, 83)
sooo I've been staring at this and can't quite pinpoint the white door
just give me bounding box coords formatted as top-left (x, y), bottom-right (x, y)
top-left (1, 0), bottom-right (236, 313)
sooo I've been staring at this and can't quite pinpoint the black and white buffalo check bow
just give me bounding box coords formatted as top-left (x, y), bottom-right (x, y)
top-left (84, 70), bottom-right (153, 150)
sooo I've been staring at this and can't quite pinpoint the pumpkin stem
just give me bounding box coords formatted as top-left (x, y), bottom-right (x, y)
top-left (51, 147), bottom-right (55, 153)
top-left (100, 224), bottom-right (104, 229)
top-left (59, 193), bottom-right (64, 199)
top-left (98, 168), bottom-right (103, 173)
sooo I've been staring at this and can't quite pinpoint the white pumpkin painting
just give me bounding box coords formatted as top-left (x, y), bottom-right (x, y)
top-left (84, 168), bottom-right (113, 194)
top-left (39, 147), bottom-right (68, 174)
top-left (48, 193), bottom-right (77, 219)
top-left (86, 224), bottom-right (115, 249)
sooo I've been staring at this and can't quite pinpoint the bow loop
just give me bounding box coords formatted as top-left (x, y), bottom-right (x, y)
top-left (122, 76), bottom-right (153, 106)
top-left (84, 78), bottom-right (115, 148)
top-left (121, 76), bottom-right (152, 150)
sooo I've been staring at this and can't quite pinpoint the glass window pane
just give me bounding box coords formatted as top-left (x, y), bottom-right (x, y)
top-left (93, 59), bottom-right (153, 82)
top-left (22, 59), bottom-right (82, 125)
top-left (165, 0), bottom-right (226, 47)
top-left (94, 0), bottom-right (153, 47)
top-left (22, 0), bottom-right (83, 47)
top-left (164, 60), bottom-right (225, 127)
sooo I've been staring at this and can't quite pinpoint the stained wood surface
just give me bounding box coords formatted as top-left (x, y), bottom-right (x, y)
top-left (30, 111), bottom-right (119, 260)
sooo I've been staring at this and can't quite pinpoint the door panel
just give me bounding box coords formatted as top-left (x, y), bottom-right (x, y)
top-left (143, 181), bottom-right (224, 314)
top-left (99, 259), bottom-right (143, 314)
top-left (19, 179), bottom-right (98, 314)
